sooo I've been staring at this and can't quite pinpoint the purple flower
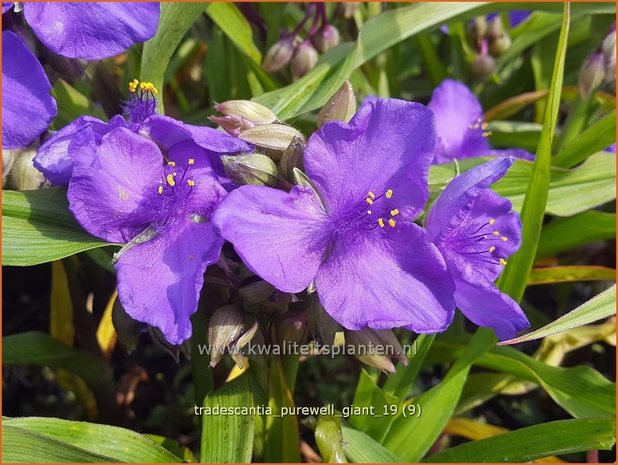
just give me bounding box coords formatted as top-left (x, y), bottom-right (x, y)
top-left (2, 30), bottom-right (57, 149)
top-left (67, 125), bottom-right (242, 344)
top-left (425, 157), bottom-right (530, 340)
top-left (34, 81), bottom-right (251, 187)
top-left (213, 99), bottom-right (456, 333)
top-left (3, 2), bottom-right (160, 59)
top-left (428, 79), bottom-right (533, 164)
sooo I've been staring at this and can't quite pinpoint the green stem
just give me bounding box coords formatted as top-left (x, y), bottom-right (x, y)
top-left (191, 304), bottom-right (214, 406)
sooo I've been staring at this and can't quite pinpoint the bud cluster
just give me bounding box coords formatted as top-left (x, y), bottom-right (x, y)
top-left (468, 15), bottom-right (512, 80)
top-left (578, 23), bottom-right (616, 97)
top-left (262, 3), bottom-right (340, 79)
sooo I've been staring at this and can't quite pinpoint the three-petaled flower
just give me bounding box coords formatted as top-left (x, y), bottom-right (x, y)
top-left (214, 99), bottom-right (457, 333)
top-left (425, 157), bottom-right (530, 340)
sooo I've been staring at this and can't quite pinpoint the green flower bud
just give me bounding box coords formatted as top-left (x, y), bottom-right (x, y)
top-left (263, 35), bottom-right (296, 73)
top-left (272, 308), bottom-right (310, 346)
top-left (230, 317), bottom-right (260, 369)
top-left (344, 328), bottom-right (408, 374)
top-left (312, 24), bottom-right (340, 53)
top-left (238, 124), bottom-right (305, 157)
top-left (2, 149), bottom-right (15, 187)
top-left (239, 280), bottom-right (297, 311)
top-left (309, 296), bottom-right (340, 345)
top-left (486, 16), bottom-right (504, 42)
top-left (602, 30), bottom-right (616, 88)
top-left (215, 100), bottom-right (278, 125)
top-left (291, 40), bottom-right (319, 80)
top-left (222, 153), bottom-right (280, 187)
top-left (112, 297), bottom-right (143, 354)
top-left (279, 136), bottom-right (306, 181)
top-left (5, 144), bottom-right (45, 190)
top-left (317, 80), bottom-right (356, 128)
top-left (469, 16), bottom-right (488, 42)
top-left (341, 2), bottom-right (360, 19)
top-left (208, 304), bottom-right (244, 367)
top-left (472, 54), bottom-right (496, 80)
top-left (578, 52), bottom-right (606, 98)
top-left (149, 327), bottom-right (191, 362)
top-left (489, 33), bottom-right (512, 57)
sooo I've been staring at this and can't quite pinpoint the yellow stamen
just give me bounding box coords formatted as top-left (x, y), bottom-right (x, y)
top-left (388, 218), bottom-right (396, 228)
top-left (492, 231), bottom-right (500, 236)
top-left (378, 218), bottom-right (385, 228)
top-left (368, 191), bottom-right (376, 199)
top-left (488, 218), bottom-right (496, 225)
top-left (166, 174), bottom-right (176, 187)
top-left (501, 236), bottom-right (508, 242)
top-left (188, 158), bottom-right (195, 165)
top-left (481, 122), bottom-right (489, 130)
top-left (128, 79), bottom-right (139, 93)
top-left (157, 185), bottom-right (163, 195)
top-left (366, 198), bottom-right (374, 205)
top-left (482, 131), bottom-right (493, 138)
top-left (167, 161), bottom-right (176, 167)
top-left (499, 258), bottom-right (507, 266)
top-left (489, 246), bottom-right (496, 253)
top-left (385, 189), bottom-right (393, 199)
top-left (390, 209), bottom-right (400, 217)
top-left (187, 179), bottom-right (195, 187)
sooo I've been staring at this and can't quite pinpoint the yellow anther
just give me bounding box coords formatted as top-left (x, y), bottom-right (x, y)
top-left (167, 161), bottom-right (176, 167)
top-left (385, 189), bottom-right (393, 199)
top-left (157, 185), bottom-right (163, 195)
top-left (366, 198), bottom-right (374, 205)
top-left (378, 218), bottom-right (385, 228)
top-left (488, 246), bottom-right (496, 253)
top-left (390, 209), bottom-right (400, 217)
top-left (488, 218), bottom-right (496, 225)
top-left (492, 231), bottom-right (500, 236)
top-left (166, 174), bottom-right (176, 187)
top-left (501, 236), bottom-right (508, 242)
top-left (188, 158), bottom-right (195, 165)
top-left (368, 191), bottom-right (376, 199)
top-left (499, 258), bottom-right (508, 266)
top-left (388, 218), bottom-right (396, 228)
top-left (481, 122), bottom-right (489, 130)
top-left (128, 79), bottom-right (139, 93)
top-left (187, 179), bottom-right (195, 187)
top-left (367, 210), bottom-right (372, 215)
top-left (482, 131), bottom-right (493, 138)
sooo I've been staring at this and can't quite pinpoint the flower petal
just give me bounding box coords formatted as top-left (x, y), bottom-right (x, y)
top-left (428, 79), bottom-right (490, 163)
top-left (304, 98), bottom-right (437, 220)
top-left (2, 31), bottom-right (57, 149)
top-left (315, 222), bottom-right (455, 332)
top-left (426, 157), bottom-right (514, 242)
top-left (67, 127), bottom-right (163, 243)
top-left (34, 115), bottom-right (124, 185)
top-left (212, 185), bottom-right (331, 293)
top-left (2, 2), bottom-right (14, 13)
top-left (116, 218), bottom-right (223, 345)
top-left (24, 2), bottom-right (160, 59)
top-left (452, 265), bottom-right (529, 341)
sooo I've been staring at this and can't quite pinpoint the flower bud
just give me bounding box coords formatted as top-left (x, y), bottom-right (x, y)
top-left (6, 144), bottom-right (46, 190)
top-left (238, 124), bottom-right (305, 156)
top-left (239, 280), bottom-right (296, 311)
top-left (312, 24), bottom-right (340, 53)
top-left (272, 308), bottom-right (310, 346)
top-left (2, 149), bottom-right (15, 187)
top-left (112, 298), bottom-right (143, 354)
top-left (209, 115), bottom-right (254, 137)
top-left (263, 35), bottom-right (296, 73)
top-left (489, 33), bottom-right (512, 57)
top-left (469, 16), bottom-right (488, 43)
top-left (291, 40), bottom-right (319, 80)
top-left (317, 80), bottom-right (356, 128)
top-left (149, 326), bottom-right (191, 362)
top-left (309, 297), bottom-right (340, 345)
top-left (208, 304), bottom-right (244, 367)
top-left (578, 52), bottom-right (606, 98)
top-left (222, 153), bottom-right (280, 187)
top-left (472, 53), bottom-right (496, 79)
top-left (486, 16), bottom-right (504, 42)
top-left (341, 2), bottom-right (360, 19)
top-left (602, 29), bottom-right (616, 87)
top-left (344, 328), bottom-right (403, 373)
top-left (279, 136), bottom-right (306, 180)
top-left (230, 317), bottom-right (259, 369)
top-left (215, 100), bottom-right (278, 125)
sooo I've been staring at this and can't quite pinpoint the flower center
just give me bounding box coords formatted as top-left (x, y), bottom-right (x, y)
top-left (124, 79), bottom-right (158, 125)
top-left (459, 217), bottom-right (509, 266)
top-left (151, 158), bottom-right (199, 228)
top-left (468, 116), bottom-right (492, 139)
top-left (335, 187), bottom-right (400, 234)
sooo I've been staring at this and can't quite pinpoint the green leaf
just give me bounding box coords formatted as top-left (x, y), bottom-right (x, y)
top-left (423, 417), bottom-right (615, 463)
top-left (341, 426), bottom-right (404, 463)
top-left (497, 3), bottom-right (570, 301)
top-left (537, 211), bottom-right (616, 259)
top-left (4, 417), bottom-right (182, 463)
top-left (2, 189), bottom-right (110, 266)
top-left (501, 285), bottom-right (616, 345)
top-left (3, 332), bottom-right (115, 414)
top-left (528, 266), bottom-right (616, 285)
top-left (51, 79), bottom-right (106, 129)
top-left (141, 2), bottom-right (207, 112)
top-left (206, 3), bottom-right (262, 64)
top-left (315, 414), bottom-right (347, 463)
top-left (553, 110), bottom-right (617, 168)
top-left (200, 373), bottom-right (255, 463)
